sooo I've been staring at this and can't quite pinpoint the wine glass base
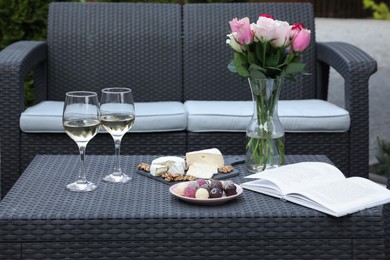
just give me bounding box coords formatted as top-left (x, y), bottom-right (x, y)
top-left (66, 181), bottom-right (97, 192)
top-left (103, 173), bottom-right (132, 183)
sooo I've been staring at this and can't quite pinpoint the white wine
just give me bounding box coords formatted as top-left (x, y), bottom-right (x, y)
top-left (63, 119), bottom-right (100, 143)
top-left (100, 114), bottom-right (135, 137)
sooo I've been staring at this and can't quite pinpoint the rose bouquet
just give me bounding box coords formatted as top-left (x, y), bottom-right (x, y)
top-left (227, 14), bottom-right (311, 80)
top-left (227, 14), bottom-right (311, 171)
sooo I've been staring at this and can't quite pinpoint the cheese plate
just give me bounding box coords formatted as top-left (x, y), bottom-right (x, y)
top-left (136, 156), bottom-right (243, 186)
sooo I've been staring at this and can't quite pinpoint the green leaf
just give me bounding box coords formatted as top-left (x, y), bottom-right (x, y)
top-left (266, 51), bottom-right (280, 67)
top-left (285, 74), bottom-right (297, 82)
top-left (255, 42), bottom-right (263, 64)
top-left (292, 56), bottom-right (301, 64)
top-left (233, 52), bottom-right (247, 65)
top-left (228, 60), bottom-right (237, 73)
top-left (285, 63), bottom-right (306, 75)
top-left (265, 66), bottom-right (282, 72)
top-left (233, 52), bottom-right (249, 78)
top-left (236, 65), bottom-right (250, 78)
top-left (249, 63), bottom-right (266, 73)
top-left (249, 69), bottom-right (266, 80)
top-left (247, 51), bottom-right (256, 65)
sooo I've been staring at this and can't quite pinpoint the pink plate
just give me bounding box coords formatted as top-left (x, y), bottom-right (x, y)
top-left (169, 183), bottom-right (243, 205)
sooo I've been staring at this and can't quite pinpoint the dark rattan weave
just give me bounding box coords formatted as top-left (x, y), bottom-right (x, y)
top-left (0, 2), bottom-right (377, 199)
top-left (0, 155), bottom-right (386, 259)
top-left (383, 169), bottom-right (390, 259)
top-left (0, 3), bottom-right (183, 198)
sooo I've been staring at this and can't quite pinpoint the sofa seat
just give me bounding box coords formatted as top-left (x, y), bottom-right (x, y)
top-left (21, 100), bottom-right (350, 134)
top-left (20, 101), bottom-right (188, 133)
top-left (184, 100), bottom-right (350, 133)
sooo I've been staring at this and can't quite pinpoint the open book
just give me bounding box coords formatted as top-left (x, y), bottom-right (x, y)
top-left (241, 162), bottom-right (390, 217)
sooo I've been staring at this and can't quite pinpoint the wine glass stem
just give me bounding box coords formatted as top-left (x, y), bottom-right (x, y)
top-left (114, 138), bottom-right (122, 175)
top-left (77, 144), bottom-right (87, 183)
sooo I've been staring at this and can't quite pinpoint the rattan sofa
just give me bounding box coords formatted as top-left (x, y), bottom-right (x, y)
top-left (0, 2), bottom-right (377, 198)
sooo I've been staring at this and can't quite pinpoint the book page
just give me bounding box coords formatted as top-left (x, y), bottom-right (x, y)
top-left (293, 177), bottom-right (390, 216)
top-left (240, 179), bottom-right (284, 197)
top-left (243, 162), bottom-right (345, 195)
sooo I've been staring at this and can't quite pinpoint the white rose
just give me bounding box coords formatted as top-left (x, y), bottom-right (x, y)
top-left (272, 20), bottom-right (291, 47)
top-left (251, 16), bottom-right (277, 42)
top-left (226, 33), bottom-right (244, 53)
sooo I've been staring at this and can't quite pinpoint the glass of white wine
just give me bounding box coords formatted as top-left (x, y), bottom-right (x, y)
top-left (100, 88), bottom-right (135, 183)
top-left (63, 91), bottom-right (100, 192)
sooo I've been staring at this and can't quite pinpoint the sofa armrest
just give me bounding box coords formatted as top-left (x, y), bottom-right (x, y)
top-left (316, 41), bottom-right (377, 110)
top-left (317, 41), bottom-right (377, 178)
top-left (0, 41), bottom-right (47, 198)
top-left (0, 41), bottom-right (48, 108)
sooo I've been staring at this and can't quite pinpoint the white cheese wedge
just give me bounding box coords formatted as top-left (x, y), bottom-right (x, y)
top-left (167, 162), bottom-right (185, 175)
top-left (150, 156), bottom-right (185, 176)
top-left (150, 164), bottom-right (168, 177)
top-left (186, 148), bottom-right (224, 168)
top-left (186, 162), bottom-right (218, 179)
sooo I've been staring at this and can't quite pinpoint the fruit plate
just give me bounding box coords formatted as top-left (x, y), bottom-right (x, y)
top-left (169, 183), bottom-right (243, 205)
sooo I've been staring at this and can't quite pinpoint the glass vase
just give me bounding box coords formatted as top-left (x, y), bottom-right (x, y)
top-left (245, 77), bottom-right (285, 173)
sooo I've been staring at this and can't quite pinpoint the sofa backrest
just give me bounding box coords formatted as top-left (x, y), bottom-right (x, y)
top-left (47, 3), bottom-right (182, 102)
top-left (183, 3), bottom-right (316, 101)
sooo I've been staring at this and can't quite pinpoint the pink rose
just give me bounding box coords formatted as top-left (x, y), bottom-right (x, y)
top-left (292, 28), bottom-right (311, 52)
top-left (229, 17), bottom-right (253, 45)
top-left (290, 23), bottom-right (304, 39)
top-left (251, 16), bottom-right (277, 42)
top-left (272, 20), bottom-right (291, 47)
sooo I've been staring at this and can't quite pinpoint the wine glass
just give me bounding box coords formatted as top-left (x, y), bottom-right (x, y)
top-left (63, 91), bottom-right (100, 192)
top-left (100, 88), bottom-right (135, 183)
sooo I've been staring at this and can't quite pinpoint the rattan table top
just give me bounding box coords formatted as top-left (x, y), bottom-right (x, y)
top-left (0, 154), bottom-right (384, 243)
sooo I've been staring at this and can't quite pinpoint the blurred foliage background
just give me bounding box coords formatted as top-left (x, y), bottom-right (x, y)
top-left (363, 0), bottom-right (390, 19)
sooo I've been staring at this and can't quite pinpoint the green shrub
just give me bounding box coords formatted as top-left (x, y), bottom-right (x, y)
top-left (375, 137), bottom-right (390, 176)
top-left (363, 0), bottom-right (390, 20)
top-left (0, 0), bottom-right (51, 107)
top-left (0, 0), bottom-right (50, 50)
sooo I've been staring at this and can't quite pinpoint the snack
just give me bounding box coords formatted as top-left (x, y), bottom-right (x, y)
top-left (138, 150), bottom-right (236, 183)
top-left (187, 180), bottom-right (200, 189)
top-left (185, 148), bottom-right (225, 179)
top-left (184, 185), bottom-right (197, 198)
top-left (186, 162), bottom-right (217, 179)
top-left (223, 180), bottom-right (237, 196)
top-left (209, 188), bottom-right (223, 198)
top-left (162, 172), bottom-right (196, 182)
top-left (177, 179), bottom-right (237, 199)
top-left (137, 163), bottom-right (150, 172)
top-left (200, 183), bottom-right (211, 192)
top-left (186, 148), bottom-right (224, 168)
top-left (218, 165), bottom-right (234, 173)
top-left (196, 179), bottom-right (207, 186)
top-left (150, 156), bottom-right (185, 176)
top-left (176, 182), bottom-right (188, 196)
top-left (210, 180), bottom-right (223, 190)
top-left (195, 188), bottom-right (210, 199)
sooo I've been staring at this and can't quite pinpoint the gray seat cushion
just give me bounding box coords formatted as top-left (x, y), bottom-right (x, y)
top-left (21, 100), bottom-right (350, 134)
top-left (20, 101), bottom-right (187, 133)
top-left (184, 100), bottom-right (350, 133)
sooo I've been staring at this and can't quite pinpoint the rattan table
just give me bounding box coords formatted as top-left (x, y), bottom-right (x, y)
top-left (0, 155), bottom-right (386, 259)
